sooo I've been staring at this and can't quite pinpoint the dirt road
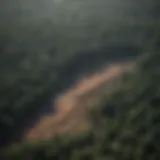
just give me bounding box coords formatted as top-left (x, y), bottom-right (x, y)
top-left (24, 62), bottom-right (133, 141)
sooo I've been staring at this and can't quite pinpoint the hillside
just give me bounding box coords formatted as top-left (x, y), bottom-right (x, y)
top-left (24, 61), bottom-right (133, 141)
top-left (2, 52), bottom-right (160, 160)
top-left (0, 0), bottom-right (159, 159)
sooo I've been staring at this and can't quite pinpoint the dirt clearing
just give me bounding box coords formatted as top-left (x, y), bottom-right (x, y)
top-left (24, 62), bottom-right (133, 141)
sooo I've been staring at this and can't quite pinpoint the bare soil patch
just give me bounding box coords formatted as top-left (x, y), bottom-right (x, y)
top-left (24, 62), bottom-right (133, 141)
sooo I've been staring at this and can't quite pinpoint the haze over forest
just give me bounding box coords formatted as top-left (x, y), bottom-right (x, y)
top-left (0, 0), bottom-right (160, 160)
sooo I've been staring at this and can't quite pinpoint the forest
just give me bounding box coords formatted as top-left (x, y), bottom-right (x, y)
top-left (0, 0), bottom-right (160, 159)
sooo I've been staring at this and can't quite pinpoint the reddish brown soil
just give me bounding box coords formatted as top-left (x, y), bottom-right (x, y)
top-left (24, 62), bottom-right (133, 141)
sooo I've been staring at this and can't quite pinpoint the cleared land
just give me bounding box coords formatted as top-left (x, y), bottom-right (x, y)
top-left (24, 62), bottom-right (133, 141)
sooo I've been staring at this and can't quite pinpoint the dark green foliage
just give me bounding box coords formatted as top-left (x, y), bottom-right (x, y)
top-left (2, 46), bottom-right (160, 160)
top-left (0, 0), bottom-right (160, 159)
top-left (0, 27), bottom-right (141, 146)
top-left (0, 12), bottom-right (146, 145)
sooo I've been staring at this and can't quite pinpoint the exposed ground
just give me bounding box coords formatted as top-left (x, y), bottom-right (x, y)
top-left (24, 62), bottom-right (133, 141)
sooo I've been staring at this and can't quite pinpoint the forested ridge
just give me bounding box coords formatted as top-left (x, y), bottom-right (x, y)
top-left (0, 0), bottom-right (160, 159)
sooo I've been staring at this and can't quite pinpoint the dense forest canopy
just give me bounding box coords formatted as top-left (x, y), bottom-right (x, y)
top-left (0, 0), bottom-right (160, 159)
